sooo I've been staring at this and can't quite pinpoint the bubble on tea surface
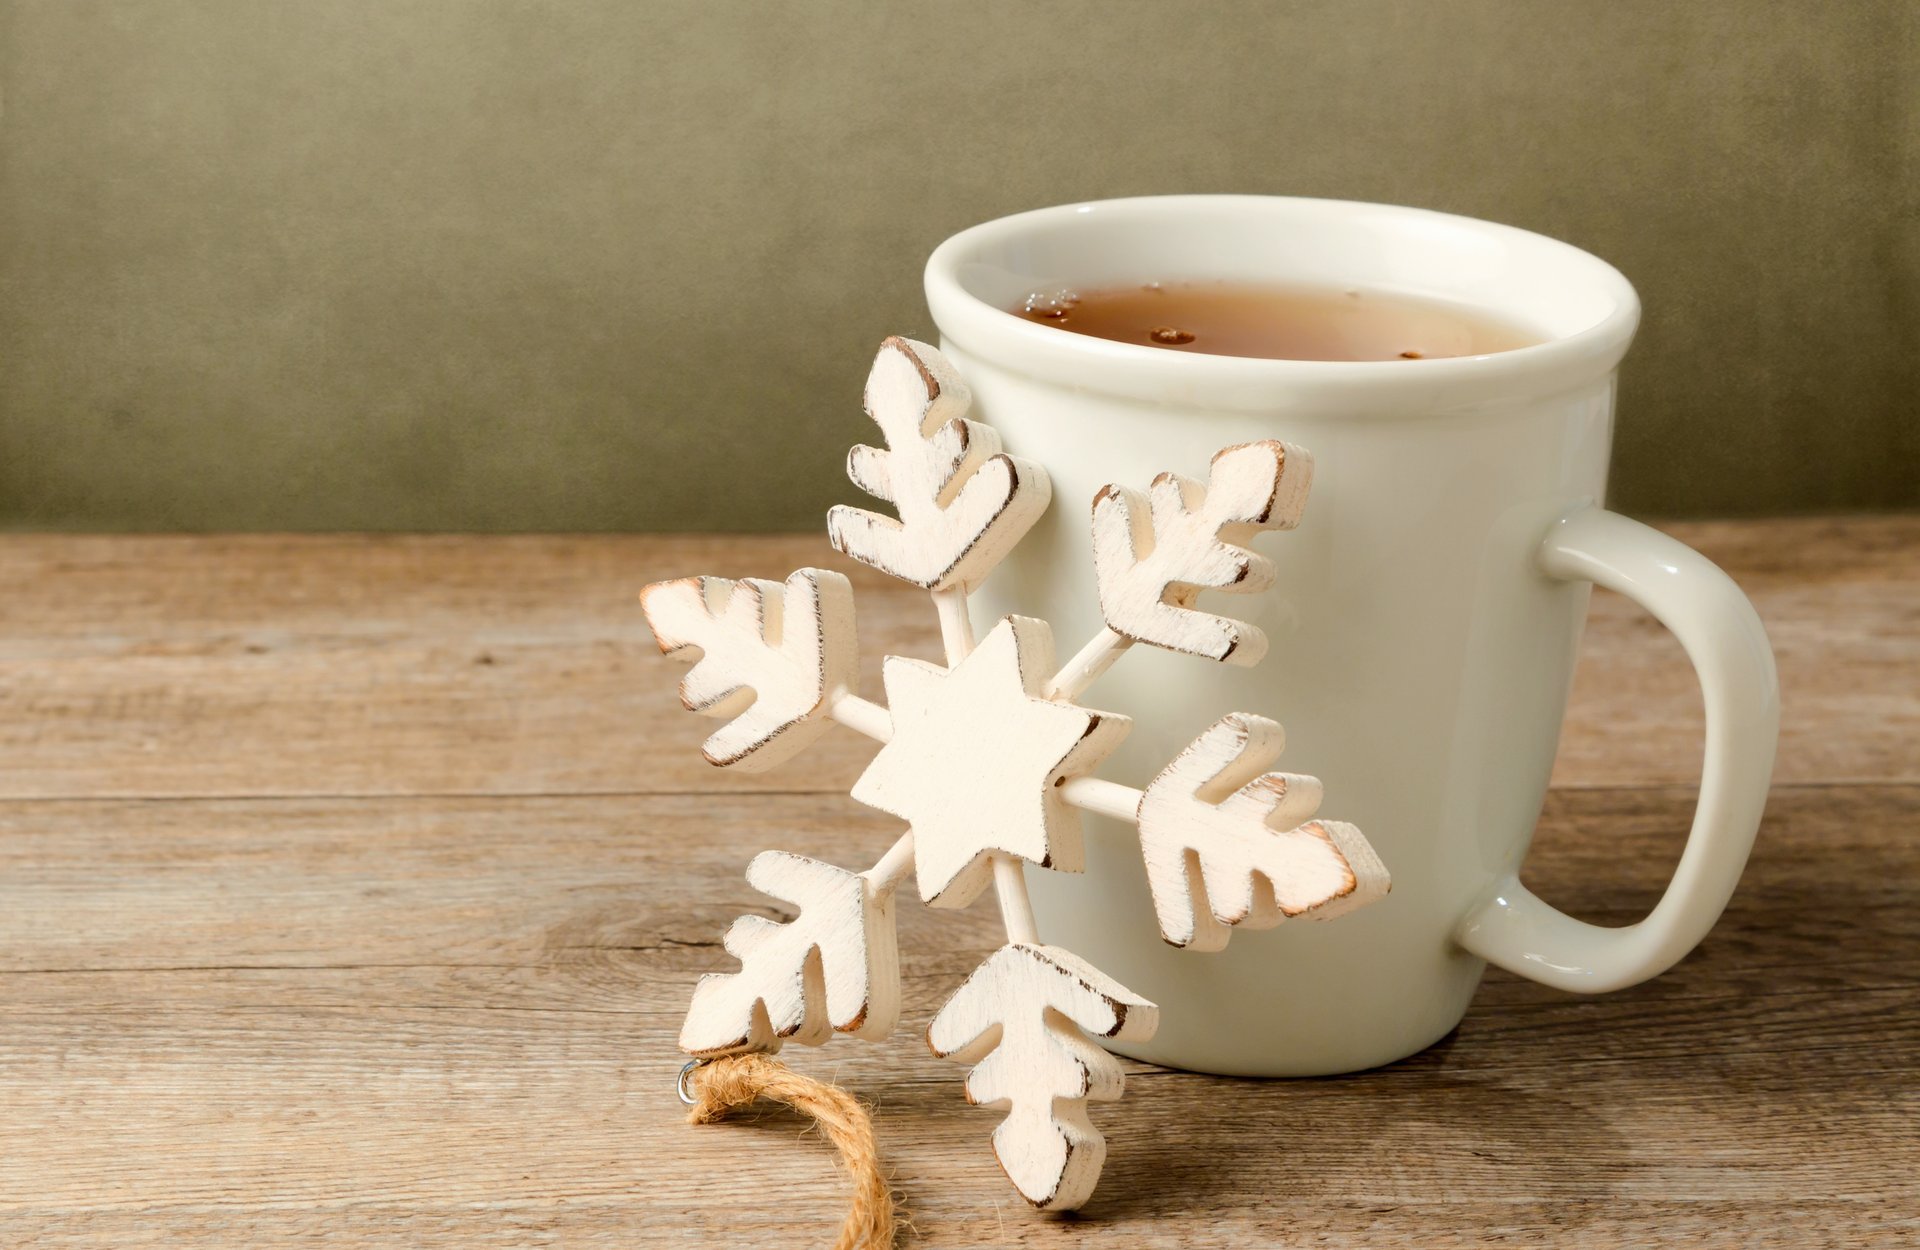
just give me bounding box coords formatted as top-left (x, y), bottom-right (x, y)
top-left (1022, 287), bottom-right (1080, 320)
top-left (1149, 326), bottom-right (1196, 345)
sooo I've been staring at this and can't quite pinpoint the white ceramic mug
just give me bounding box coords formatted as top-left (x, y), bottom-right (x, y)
top-left (925, 195), bottom-right (1780, 1076)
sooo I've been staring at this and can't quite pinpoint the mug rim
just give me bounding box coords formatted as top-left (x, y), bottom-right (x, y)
top-left (924, 194), bottom-right (1642, 415)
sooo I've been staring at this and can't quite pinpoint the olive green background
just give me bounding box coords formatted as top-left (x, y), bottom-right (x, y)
top-left (2, 1), bottom-right (1914, 531)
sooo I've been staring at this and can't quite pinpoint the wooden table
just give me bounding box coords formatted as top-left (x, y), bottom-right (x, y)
top-left (1, 519), bottom-right (1914, 1247)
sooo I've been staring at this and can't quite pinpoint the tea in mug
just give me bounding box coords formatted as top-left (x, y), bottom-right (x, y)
top-left (1013, 280), bottom-right (1540, 362)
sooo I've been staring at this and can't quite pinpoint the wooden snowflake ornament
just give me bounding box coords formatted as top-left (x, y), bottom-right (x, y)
top-left (641, 337), bottom-right (1391, 1213)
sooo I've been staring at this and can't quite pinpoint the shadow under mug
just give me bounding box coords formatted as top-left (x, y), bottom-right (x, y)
top-left (927, 195), bottom-right (1780, 1076)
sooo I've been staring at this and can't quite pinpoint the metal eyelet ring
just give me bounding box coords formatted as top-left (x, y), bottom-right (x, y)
top-left (677, 1058), bottom-right (704, 1106)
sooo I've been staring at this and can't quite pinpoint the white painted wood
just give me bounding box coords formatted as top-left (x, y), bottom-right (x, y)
top-left (931, 584), bottom-right (977, 659)
top-left (640, 568), bottom-right (858, 771)
top-left (1045, 625), bottom-right (1132, 701)
top-left (932, 584), bottom-right (1048, 947)
top-left (828, 337), bottom-right (1052, 592)
top-left (850, 615), bottom-right (1130, 909)
top-left (1089, 439), bottom-right (1313, 665)
top-left (679, 850), bottom-right (902, 1057)
top-left (1056, 775), bottom-right (1145, 822)
top-left (827, 690), bottom-right (893, 742)
top-left (992, 857), bottom-right (1040, 945)
top-left (864, 832), bottom-right (917, 894)
top-left (926, 942), bottom-right (1159, 1212)
top-left (1136, 713), bottom-right (1390, 951)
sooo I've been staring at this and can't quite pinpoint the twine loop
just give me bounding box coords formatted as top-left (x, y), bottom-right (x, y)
top-left (681, 1053), bottom-right (899, 1250)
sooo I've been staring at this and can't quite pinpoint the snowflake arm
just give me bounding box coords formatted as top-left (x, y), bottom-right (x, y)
top-left (926, 942), bottom-right (1157, 1210)
top-left (1136, 713), bottom-right (1390, 950)
top-left (828, 336), bottom-right (1051, 592)
top-left (680, 850), bottom-right (902, 1056)
top-left (1087, 439), bottom-right (1312, 668)
top-left (639, 568), bottom-right (859, 771)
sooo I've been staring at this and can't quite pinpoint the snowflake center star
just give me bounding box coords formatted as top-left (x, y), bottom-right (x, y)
top-left (850, 615), bottom-right (1132, 909)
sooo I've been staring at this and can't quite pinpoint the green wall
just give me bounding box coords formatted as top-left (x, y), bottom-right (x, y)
top-left (2, 0), bottom-right (1914, 531)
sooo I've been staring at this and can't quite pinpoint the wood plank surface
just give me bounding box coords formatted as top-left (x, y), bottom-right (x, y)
top-left (0, 518), bottom-right (1915, 1247)
top-left (0, 533), bottom-right (927, 800)
top-left (3, 519), bottom-right (1916, 800)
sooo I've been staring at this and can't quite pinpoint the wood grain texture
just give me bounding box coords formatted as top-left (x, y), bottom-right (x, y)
top-left (1, 518), bottom-right (1913, 802)
top-left (0, 518), bottom-right (1915, 1246)
top-left (0, 533), bottom-right (927, 800)
top-left (0, 787), bottom-right (1913, 1245)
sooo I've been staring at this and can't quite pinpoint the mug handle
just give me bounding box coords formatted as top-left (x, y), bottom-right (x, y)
top-left (1454, 507), bottom-right (1780, 993)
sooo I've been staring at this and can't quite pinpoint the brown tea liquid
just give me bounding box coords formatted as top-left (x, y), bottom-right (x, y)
top-left (1013, 280), bottom-right (1540, 361)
